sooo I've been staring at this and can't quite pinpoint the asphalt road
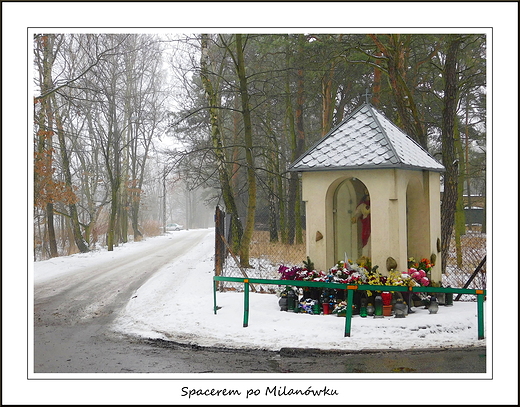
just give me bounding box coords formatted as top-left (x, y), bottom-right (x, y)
top-left (33, 229), bottom-right (486, 374)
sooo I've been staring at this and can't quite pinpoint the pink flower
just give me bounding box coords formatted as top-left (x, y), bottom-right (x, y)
top-left (411, 271), bottom-right (421, 280)
top-left (420, 276), bottom-right (430, 286)
top-left (417, 270), bottom-right (427, 278)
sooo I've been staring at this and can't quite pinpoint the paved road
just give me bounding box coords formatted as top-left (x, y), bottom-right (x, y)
top-left (33, 229), bottom-right (213, 373)
top-left (33, 229), bottom-right (486, 374)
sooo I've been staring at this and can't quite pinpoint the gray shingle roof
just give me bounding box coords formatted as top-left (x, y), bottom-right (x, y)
top-left (289, 103), bottom-right (445, 172)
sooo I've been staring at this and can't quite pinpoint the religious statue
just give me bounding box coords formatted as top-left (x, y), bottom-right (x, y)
top-left (352, 194), bottom-right (371, 247)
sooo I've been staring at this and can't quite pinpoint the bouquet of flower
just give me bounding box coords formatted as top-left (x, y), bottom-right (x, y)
top-left (303, 269), bottom-right (328, 282)
top-left (365, 268), bottom-right (387, 286)
top-left (278, 256), bottom-right (433, 287)
top-left (277, 264), bottom-right (327, 282)
top-left (361, 268), bottom-right (388, 296)
top-left (408, 257), bottom-right (434, 273)
top-left (407, 257), bottom-right (433, 287)
top-left (332, 301), bottom-right (348, 314)
top-left (277, 265), bottom-right (315, 281)
top-left (408, 268), bottom-right (430, 286)
top-left (386, 269), bottom-right (413, 287)
top-left (327, 261), bottom-right (368, 284)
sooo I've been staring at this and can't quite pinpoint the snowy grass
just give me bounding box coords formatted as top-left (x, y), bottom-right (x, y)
top-left (111, 230), bottom-right (487, 352)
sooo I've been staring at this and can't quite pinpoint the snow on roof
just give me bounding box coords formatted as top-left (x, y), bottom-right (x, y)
top-left (289, 102), bottom-right (445, 173)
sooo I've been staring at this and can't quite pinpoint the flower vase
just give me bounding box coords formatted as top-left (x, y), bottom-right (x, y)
top-left (374, 295), bottom-right (384, 318)
top-left (278, 295), bottom-right (288, 311)
top-left (322, 302), bottom-right (331, 315)
top-left (383, 304), bottom-right (393, 316)
top-left (366, 303), bottom-right (375, 316)
top-left (428, 296), bottom-right (439, 314)
top-left (311, 301), bottom-right (320, 315)
top-left (359, 297), bottom-right (368, 318)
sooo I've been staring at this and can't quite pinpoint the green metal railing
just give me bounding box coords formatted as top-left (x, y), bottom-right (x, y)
top-left (213, 276), bottom-right (487, 340)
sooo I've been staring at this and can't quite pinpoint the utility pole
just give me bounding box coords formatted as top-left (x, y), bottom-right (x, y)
top-left (162, 166), bottom-right (167, 232)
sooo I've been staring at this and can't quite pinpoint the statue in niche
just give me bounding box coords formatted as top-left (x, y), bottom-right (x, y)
top-left (351, 193), bottom-right (371, 254)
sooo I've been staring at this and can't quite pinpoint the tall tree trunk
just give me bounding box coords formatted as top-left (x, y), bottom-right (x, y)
top-left (276, 168), bottom-right (287, 244)
top-left (440, 35), bottom-right (463, 275)
top-left (46, 203), bottom-right (58, 257)
top-left (231, 95), bottom-right (241, 207)
top-left (106, 96), bottom-right (121, 251)
top-left (265, 121), bottom-right (279, 243)
top-left (372, 51), bottom-right (382, 106)
top-left (200, 34), bottom-right (243, 253)
top-left (282, 54), bottom-right (295, 245)
top-left (130, 190), bottom-right (143, 241)
top-left (267, 163), bottom-right (278, 243)
top-left (369, 34), bottom-right (427, 148)
top-left (108, 184), bottom-right (118, 251)
top-left (235, 34), bottom-right (257, 268)
top-left (290, 34), bottom-right (306, 245)
top-left (130, 144), bottom-right (145, 241)
top-left (128, 118), bottom-right (143, 241)
top-left (119, 50), bottom-right (134, 244)
top-left (52, 97), bottom-right (89, 252)
top-left (82, 105), bottom-right (101, 248)
top-left (119, 160), bottom-right (129, 243)
top-left (454, 119), bottom-right (466, 268)
top-left (162, 167), bottom-right (167, 232)
top-left (35, 95), bottom-right (58, 258)
top-left (321, 63), bottom-right (337, 136)
top-left (40, 34), bottom-right (59, 258)
top-left (286, 76), bottom-right (301, 242)
top-left (334, 82), bottom-right (350, 126)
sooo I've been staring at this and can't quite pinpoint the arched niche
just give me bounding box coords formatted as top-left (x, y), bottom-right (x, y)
top-left (406, 177), bottom-right (430, 262)
top-left (333, 177), bottom-right (370, 263)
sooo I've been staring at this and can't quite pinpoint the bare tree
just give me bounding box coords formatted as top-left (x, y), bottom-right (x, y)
top-left (440, 35), bottom-right (464, 274)
top-left (230, 34), bottom-right (257, 267)
top-left (199, 34), bottom-right (243, 254)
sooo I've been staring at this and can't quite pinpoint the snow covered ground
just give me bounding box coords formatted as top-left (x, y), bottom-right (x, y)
top-left (33, 228), bottom-right (487, 353)
top-left (102, 230), bottom-right (487, 352)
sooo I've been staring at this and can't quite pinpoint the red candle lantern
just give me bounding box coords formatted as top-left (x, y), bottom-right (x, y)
top-left (381, 291), bottom-right (392, 306)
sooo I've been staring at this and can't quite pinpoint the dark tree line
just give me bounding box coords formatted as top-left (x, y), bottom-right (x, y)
top-left (34, 33), bottom-right (486, 273)
top-left (167, 33), bottom-right (486, 271)
top-left (34, 34), bottom-right (169, 259)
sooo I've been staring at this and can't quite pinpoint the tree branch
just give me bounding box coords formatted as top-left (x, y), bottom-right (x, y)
top-left (34, 35), bottom-right (130, 101)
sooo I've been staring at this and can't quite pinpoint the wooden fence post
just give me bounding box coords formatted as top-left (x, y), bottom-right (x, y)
top-left (214, 206), bottom-right (225, 278)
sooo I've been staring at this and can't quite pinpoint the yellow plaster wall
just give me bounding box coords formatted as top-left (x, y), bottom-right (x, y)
top-left (301, 168), bottom-right (442, 280)
top-left (428, 172), bottom-right (442, 283)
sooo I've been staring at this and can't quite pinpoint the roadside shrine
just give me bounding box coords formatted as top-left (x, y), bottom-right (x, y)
top-left (214, 100), bottom-right (486, 340)
top-left (289, 100), bottom-right (445, 278)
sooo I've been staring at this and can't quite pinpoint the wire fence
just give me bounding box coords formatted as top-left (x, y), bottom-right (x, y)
top-left (442, 229), bottom-right (487, 301)
top-left (215, 206), bottom-right (487, 301)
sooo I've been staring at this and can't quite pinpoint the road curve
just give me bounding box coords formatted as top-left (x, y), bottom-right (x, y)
top-left (33, 229), bottom-right (215, 373)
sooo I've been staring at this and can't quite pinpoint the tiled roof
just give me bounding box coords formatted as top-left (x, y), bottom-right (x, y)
top-left (289, 103), bottom-right (445, 172)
